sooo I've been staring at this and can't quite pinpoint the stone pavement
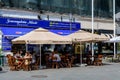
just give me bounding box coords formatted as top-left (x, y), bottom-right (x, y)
top-left (0, 62), bottom-right (120, 80)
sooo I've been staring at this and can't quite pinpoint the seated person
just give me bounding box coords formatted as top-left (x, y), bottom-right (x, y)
top-left (6, 54), bottom-right (18, 70)
top-left (53, 52), bottom-right (61, 62)
top-left (24, 51), bottom-right (32, 66)
top-left (14, 51), bottom-right (22, 59)
top-left (52, 50), bottom-right (62, 68)
top-left (31, 52), bottom-right (36, 64)
top-left (24, 51), bottom-right (32, 59)
top-left (51, 49), bottom-right (61, 62)
top-left (14, 51), bottom-right (23, 66)
top-left (45, 54), bottom-right (52, 68)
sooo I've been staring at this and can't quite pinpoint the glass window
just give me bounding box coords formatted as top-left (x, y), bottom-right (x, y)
top-left (52, 0), bottom-right (63, 7)
top-left (117, 43), bottom-right (120, 54)
top-left (41, 0), bottom-right (51, 11)
top-left (102, 43), bottom-right (113, 54)
top-left (1, 0), bottom-right (120, 19)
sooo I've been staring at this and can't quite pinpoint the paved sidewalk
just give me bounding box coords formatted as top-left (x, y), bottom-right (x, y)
top-left (0, 62), bottom-right (120, 80)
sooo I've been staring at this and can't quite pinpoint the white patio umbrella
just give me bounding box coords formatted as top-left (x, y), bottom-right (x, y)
top-left (12, 27), bottom-right (71, 44)
top-left (67, 30), bottom-right (109, 43)
top-left (66, 30), bottom-right (109, 66)
top-left (12, 27), bottom-right (72, 69)
top-left (104, 36), bottom-right (120, 58)
top-left (106, 36), bottom-right (120, 43)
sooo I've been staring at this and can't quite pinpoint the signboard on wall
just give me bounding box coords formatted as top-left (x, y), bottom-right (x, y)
top-left (0, 17), bottom-right (80, 30)
top-left (75, 44), bottom-right (84, 54)
top-left (0, 17), bottom-right (81, 51)
top-left (0, 30), bottom-right (2, 52)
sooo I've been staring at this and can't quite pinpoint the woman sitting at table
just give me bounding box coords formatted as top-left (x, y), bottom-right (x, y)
top-left (14, 51), bottom-right (23, 67)
top-left (24, 51), bottom-right (32, 59)
top-left (23, 51), bottom-right (32, 71)
top-left (14, 51), bottom-right (22, 59)
top-left (24, 52), bottom-right (32, 65)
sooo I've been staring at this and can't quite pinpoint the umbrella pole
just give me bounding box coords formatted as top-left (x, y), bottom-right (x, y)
top-left (80, 42), bottom-right (86, 67)
top-left (80, 42), bottom-right (82, 66)
top-left (114, 43), bottom-right (116, 58)
top-left (91, 42), bottom-right (94, 63)
top-left (26, 44), bottom-right (28, 52)
top-left (80, 42), bottom-right (85, 67)
top-left (39, 44), bottom-right (42, 69)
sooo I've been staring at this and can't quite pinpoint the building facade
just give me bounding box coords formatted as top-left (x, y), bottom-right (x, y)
top-left (0, 0), bottom-right (120, 54)
top-left (1, 0), bottom-right (120, 33)
top-left (1, 0), bottom-right (120, 18)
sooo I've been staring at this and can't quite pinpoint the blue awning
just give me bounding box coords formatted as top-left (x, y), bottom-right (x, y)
top-left (1, 27), bottom-right (34, 37)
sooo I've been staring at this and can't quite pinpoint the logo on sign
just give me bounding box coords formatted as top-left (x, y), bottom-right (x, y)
top-left (58, 32), bottom-right (63, 34)
top-left (16, 31), bottom-right (22, 34)
top-left (7, 19), bottom-right (27, 24)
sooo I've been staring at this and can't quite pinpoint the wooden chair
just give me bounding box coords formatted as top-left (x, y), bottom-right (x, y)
top-left (32, 57), bottom-right (40, 70)
top-left (23, 58), bottom-right (32, 71)
top-left (66, 56), bottom-right (75, 68)
top-left (94, 55), bottom-right (103, 66)
top-left (52, 56), bottom-right (58, 69)
top-left (86, 55), bottom-right (92, 65)
top-left (60, 55), bottom-right (67, 67)
top-left (7, 56), bottom-right (18, 71)
top-left (45, 55), bottom-right (52, 68)
top-left (66, 58), bottom-right (71, 68)
top-left (62, 56), bottom-right (73, 68)
top-left (70, 56), bottom-right (75, 67)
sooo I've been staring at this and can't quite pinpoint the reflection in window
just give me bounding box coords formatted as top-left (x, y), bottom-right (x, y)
top-left (102, 43), bottom-right (113, 54)
top-left (117, 43), bottom-right (120, 54)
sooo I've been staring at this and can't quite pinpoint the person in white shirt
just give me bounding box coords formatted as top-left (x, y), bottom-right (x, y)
top-left (14, 51), bottom-right (22, 59)
top-left (31, 52), bottom-right (36, 64)
top-left (53, 53), bottom-right (61, 62)
top-left (52, 49), bottom-right (62, 68)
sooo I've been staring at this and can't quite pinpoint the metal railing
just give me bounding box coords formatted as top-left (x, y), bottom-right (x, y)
top-left (0, 55), bottom-right (7, 67)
